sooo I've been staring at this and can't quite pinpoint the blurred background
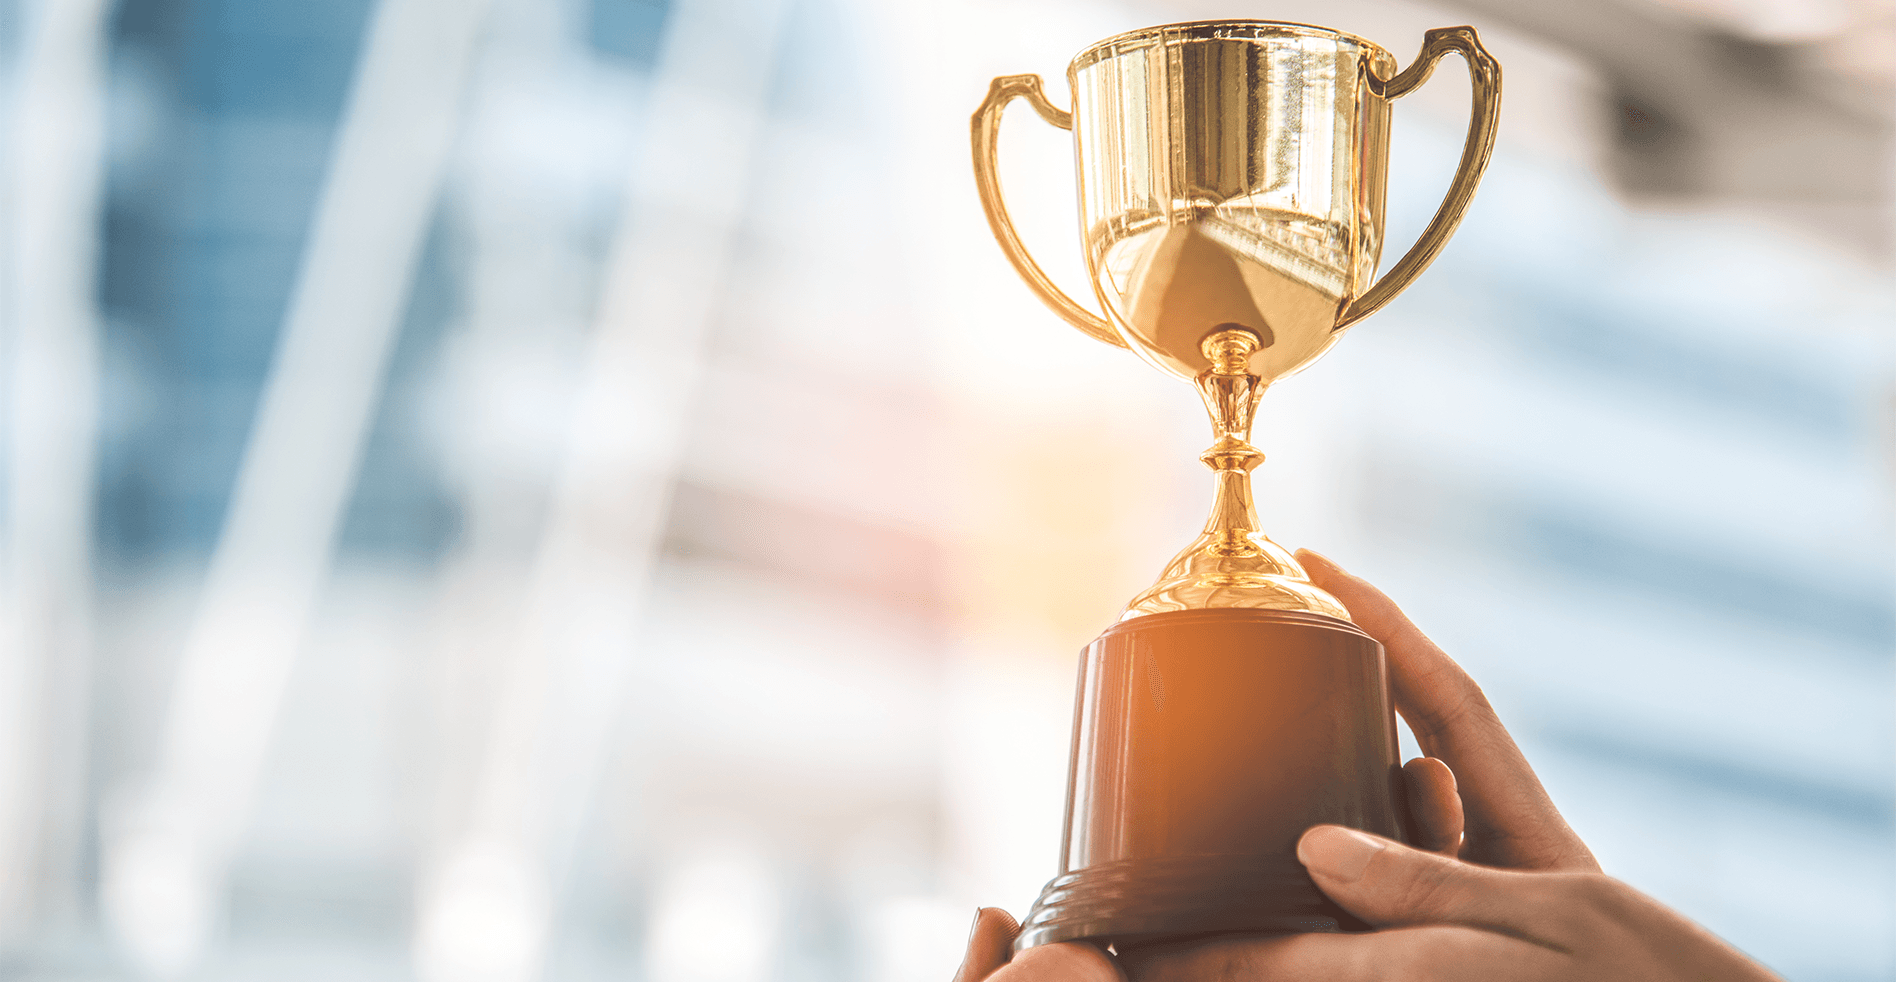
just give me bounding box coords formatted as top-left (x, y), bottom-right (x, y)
top-left (0, 0), bottom-right (1891, 978)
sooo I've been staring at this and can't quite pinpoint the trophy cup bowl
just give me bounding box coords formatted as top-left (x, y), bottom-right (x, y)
top-left (971, 21), bottom-right (1500, 949)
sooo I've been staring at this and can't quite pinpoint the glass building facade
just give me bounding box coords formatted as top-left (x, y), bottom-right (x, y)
top-left (0, 0), bottom-right (1888, 978)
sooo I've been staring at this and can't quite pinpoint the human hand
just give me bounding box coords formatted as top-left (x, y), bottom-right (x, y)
top-left (1118, 552), bottom-right (1783, 981)
top-left (1120, 825), bottom-right (1784, 981)
top-left (1297, 549), bottom-right (1598, 873)
top-left (953, 907), bottom-right (1124, 982)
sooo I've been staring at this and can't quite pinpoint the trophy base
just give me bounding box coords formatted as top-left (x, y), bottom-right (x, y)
top-left (1019, 854), bottom-right (1351, 951)
top-left (1017, 608), bottom-right (1409, 950)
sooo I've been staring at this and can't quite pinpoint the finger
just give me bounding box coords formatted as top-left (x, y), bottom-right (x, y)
top-left (1295, 549), bottom-right (1502, 750)
top-left (954, 908), bottom-right (1019, 982)
top-left (1297, 549), bottom-right (1597, 872)
top-left (1296, 825), bottom-right (1569, 950)
top-left (1122, 925), bottom-right (1568, 982)
top-left (987, 941), bottom-right (1125, 982)
top-left (1403, 757), bottom-right (1463, 855)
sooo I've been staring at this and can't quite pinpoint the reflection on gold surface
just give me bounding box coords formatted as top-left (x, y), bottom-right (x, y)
top-left (1073, 23), bottom-right (1394, 382)
top-left (1121, 329), bottom-right (1352, 620)
top-left (973, 21), bottom-right (1500, 620)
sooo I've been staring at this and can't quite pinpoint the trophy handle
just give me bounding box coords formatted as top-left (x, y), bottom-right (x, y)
top-left (1336, 26), bottom-right (1502, 330)
top-left (971, 74), bottom-right (1127, 349)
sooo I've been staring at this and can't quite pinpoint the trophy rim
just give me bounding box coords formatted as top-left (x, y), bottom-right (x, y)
top-left (1099, 606), bottom-right (1373, 643)
top-left (1068, 19), bottom-right (1395, 75)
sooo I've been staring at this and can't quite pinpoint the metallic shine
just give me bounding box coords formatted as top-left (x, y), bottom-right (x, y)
top-left (973, 21), bottom-right (1500, 620)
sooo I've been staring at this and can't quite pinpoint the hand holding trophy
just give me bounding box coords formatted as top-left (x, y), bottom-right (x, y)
top-left (970, 21), bottom-right (1500, 948)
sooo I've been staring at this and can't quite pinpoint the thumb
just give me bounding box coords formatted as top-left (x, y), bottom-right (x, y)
top-left (953, 908), bottom-right (1017, 982)
top-left (1297, 825), bottom-right (1534, 931)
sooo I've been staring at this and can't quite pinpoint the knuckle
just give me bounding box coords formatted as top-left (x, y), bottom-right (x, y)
top-left (1409, 672), bottom-right (1496, 742)
top-left (1544, 872), bottom-right (1609, 905)
top-left (1564, 873), bottom-right (1639, 917)
top-left (1522, 872), bottom-right (1638, 944)
top-left (1388, 856), bottom-right (1465, 916)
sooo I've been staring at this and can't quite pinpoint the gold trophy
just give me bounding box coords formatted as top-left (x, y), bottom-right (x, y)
top-left (971, 21), bottom-right (1500, 947)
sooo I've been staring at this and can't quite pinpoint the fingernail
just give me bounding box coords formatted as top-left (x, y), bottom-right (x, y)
top-left (967, 908), bottom-right (983, 944)
top-left (1296, 548), bottom-right (1339, 571)
top-left (1298, 826), bottom-right (1387, 882)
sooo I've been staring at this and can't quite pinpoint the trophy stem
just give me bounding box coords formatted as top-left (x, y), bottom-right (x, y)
top-left (1200, 458), bottom-right (1261, 554)
top-left (1196, 329), bottom-right (1267, 555)
top-left (1120, 328), bottom-right (1349, 620)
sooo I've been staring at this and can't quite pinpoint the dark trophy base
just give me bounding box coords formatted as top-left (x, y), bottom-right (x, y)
top-left (1017, 608), bottom-right (1411, 950)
